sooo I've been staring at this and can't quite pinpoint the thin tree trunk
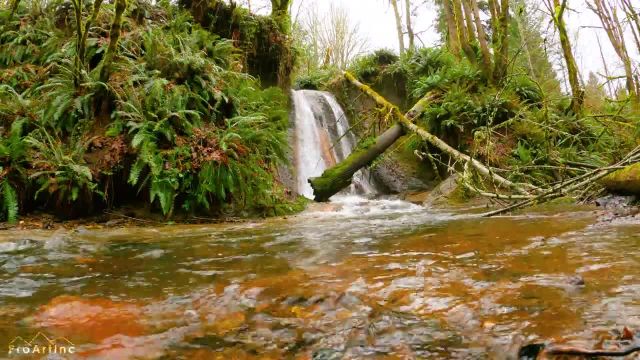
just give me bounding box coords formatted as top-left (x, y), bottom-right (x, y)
top-left (390, 0), bottom-right (406, 55)
top-left (461, 0), bottom-right (477, 43)
top-left (469, 0), bottom-right (494, 81)
top-left (512, 0), bottom-right (536, 79)
top-left (452, 0), bottom-right (477, 64)
top-left (546, 0), bottom-right (583, 115)
top-left (72, 0), bottom-right (84, 88)
top-left (621, 0), bottom-right (640, 54)
top-left (596, 34), bottom-right (615, 97)
top-left (588, 0), bottom-right (637, 101)
top-left (99, 0), bottom-right (127, 84)
top-left (271, 0), bottom-right (292, 34)
top-left (79, 0), bottom-right (104, 68)
top-left (492, 0), bottom-right (510, 82)
top-left (443, 0), bottom-right (462, 57)
top-left (487, 0), bottom-right (500, 42)
top-left (629, 19), bottom-right (640, 59)
top-left (9, 0), bottom-right (20, 19)
top-left (405, 0), bottom-right (415, 51)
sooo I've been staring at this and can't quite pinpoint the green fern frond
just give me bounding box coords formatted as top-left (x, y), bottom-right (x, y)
top-left (1, 180), bottom-right (19, 223)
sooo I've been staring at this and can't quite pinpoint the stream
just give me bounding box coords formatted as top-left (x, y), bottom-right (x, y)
top-left (0, 198), bottom-right (639, 359)
top-left (1, 90), bottom-right (639, 359)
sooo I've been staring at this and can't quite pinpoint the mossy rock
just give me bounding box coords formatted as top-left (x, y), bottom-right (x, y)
top-left (601, 163), bottom-right (640, 195)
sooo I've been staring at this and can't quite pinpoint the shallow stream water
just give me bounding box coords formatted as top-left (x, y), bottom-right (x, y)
top-left (0, 197), bottom-right (639, 359)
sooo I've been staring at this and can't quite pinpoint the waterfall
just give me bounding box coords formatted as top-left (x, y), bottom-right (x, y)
top-left (292, 90), bottom-right (377, 199)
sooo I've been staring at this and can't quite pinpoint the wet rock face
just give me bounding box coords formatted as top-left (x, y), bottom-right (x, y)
top-left (373, 155), bottom-right (430, 194)
top-left (595, 194), bottom-right (638, 210)
top-left (422, 174), bottom-right (460, 207)
top-left (594, 195), bottom-right (640, 223)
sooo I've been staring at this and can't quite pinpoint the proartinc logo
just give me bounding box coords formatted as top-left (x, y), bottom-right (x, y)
top-left (8, 332), bottom-right (76, 357)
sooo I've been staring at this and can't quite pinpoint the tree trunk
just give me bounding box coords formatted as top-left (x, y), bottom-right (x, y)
top-left (547, 0), bottom-right (583, 115)
top-left (79, 0), bottom-right (104, 67)
top-left (611, 4), bottom-right (637, 100)
top-left (452, 0), bottom-right (477, 64)
top-left (512, 0), bottom-right (536, 79)
top-left (343, 72), bottom-right (532, 196)
top-left (309, 73), bottom-right (437, 202)
top-left (461, 0), bottom-right (477, 43)
top-left (309, 72), bottom-right (532, 201)
top-left (469, 0), bottom-right (494, 81)
top-left (9, 0), bottom-right (20, 19)
top-left (405, 0), bottom-right (415, 51)
top-left (588, 0), bottom-right (637, 101)
top-left (443, 0), bottom-right (462, 57)
top-left (271, 0), bottom-right (292, 35)
top-left (390, 0), bottom-right (406, 55)
top-left (309, 124), bottom-right (405, 201)
top-left (99, 0), bottom-right (127, 84)
top-left (491, 0), bottom-right (510, 83)
top-left (621, 0), bottom-right (640, 55)
top-left (596, 35), bottom-right (615, 97)
top-left (72, 0), bottom-right (84, 88)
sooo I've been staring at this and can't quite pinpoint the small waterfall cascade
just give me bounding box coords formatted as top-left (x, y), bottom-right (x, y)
top-left (292, 90), bottom-right (377, 199)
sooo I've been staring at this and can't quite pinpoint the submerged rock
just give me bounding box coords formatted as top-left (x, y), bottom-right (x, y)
top-left (29, 295), bottom-right (145, 342)
top-left (312, 348), bottom-right (343, 360)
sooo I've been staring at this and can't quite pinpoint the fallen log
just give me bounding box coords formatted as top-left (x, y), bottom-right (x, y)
top-left (483, 146), bottom-right (640, 217)
top-left (601, 162), bottom-right (640, 195)
top-left (309, 123), bottom-right (404, 202)
top-left (308, 75), bottom-right (437, 201)
top-left (309, 71), bottom-right (532, 202)
top-left (545, 344), bottom-right (640, 357)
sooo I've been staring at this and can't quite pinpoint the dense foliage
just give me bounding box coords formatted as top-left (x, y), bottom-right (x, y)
top-left (336, 46), bottom-right (639, 193)
top-left (0, 1), bottom-right (297, 221)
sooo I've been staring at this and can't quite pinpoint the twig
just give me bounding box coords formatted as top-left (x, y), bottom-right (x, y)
top-left (463, 182), bottom-right (533, 200)
top-left (545, 343), bottom-right (640, 356)
top-left (103, 210), bottom-right (157, 223)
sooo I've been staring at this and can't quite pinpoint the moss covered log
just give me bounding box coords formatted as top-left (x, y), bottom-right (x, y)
top-left (309, 125), bottom-right (404, 202)
top-left (601, 163), bottom-right (640, 194)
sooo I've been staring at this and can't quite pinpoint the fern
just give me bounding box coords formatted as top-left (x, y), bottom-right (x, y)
top-left (1, 180), bottom-right (19, 223)
top-left (2, 2), bottom-right (293, 218)
top-left (25, 128), bottom-right (101, 205)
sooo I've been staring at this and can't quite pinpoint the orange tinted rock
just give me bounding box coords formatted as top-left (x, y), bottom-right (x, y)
top-left (205, 311), bottom-right (246, 335)
top-left (31, 295), bottom-right (145, 343)
top-left (75, 257), bottom-right (98, 264)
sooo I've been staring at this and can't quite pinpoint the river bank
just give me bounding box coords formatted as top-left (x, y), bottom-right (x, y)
top-left (2, 191), bottom-right (638, 233)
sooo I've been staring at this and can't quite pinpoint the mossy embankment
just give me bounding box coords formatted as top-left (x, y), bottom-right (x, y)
top-left (0, 0), bottom-right (303, 225)
top-left (297, 48), bottom-right (639, 207)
